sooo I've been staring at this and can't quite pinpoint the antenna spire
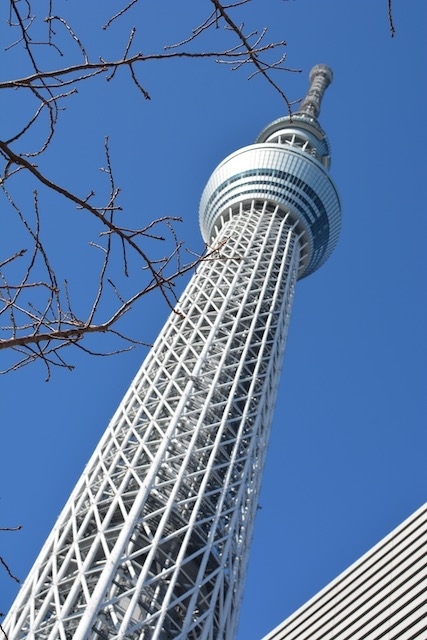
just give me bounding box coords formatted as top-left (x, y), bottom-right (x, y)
top-left (297, 64), bottom-right (333, 119)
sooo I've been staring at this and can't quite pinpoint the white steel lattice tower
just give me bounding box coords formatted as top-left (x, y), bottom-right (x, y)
top-left (4, 65), bottom-right (341, 640)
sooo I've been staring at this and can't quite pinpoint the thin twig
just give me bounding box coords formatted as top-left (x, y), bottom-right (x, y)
top-left (387, 0), bottom-right (395, 37)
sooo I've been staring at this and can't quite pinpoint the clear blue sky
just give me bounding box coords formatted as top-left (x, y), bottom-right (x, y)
top-left (1, 2), bottom-right (426, 639)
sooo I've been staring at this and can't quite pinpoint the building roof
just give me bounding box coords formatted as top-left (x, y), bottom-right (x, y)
top-left (262, 503), bottom-right (427, 640)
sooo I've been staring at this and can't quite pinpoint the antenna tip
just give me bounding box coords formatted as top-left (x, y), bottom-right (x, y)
top-left (309, 64), bottom-right (334, 86)
top-left (298, 64), bottom-right (334, 119)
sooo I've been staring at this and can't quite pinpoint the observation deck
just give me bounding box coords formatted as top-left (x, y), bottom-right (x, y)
top-left (199, 64), bottom-right (341, 279)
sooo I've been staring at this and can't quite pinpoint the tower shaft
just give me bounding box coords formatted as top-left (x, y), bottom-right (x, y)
top-left (5, 202), bottom-right (300, 640)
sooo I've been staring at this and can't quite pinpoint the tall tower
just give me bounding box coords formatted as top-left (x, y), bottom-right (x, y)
top-left (4, 65), bottom-right (340, 640)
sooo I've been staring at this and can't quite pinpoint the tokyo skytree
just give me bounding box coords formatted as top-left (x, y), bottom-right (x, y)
top-left (4, 65), bottom-right (341, 640)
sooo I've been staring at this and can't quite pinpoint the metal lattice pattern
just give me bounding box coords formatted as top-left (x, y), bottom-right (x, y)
top-left (5, 201), bottom-right (300, 640)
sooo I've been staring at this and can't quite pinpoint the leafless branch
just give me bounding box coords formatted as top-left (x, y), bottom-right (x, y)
top-left (1, 0), bottom-right (294, 376)
top-left (0, 559), bottom-right (20, 585)
top-left (387, 0), bottom-right (395, 37)
top-left (209, 0), bottom-right (296, 111)
top-left (0, 525), bottom-right (22, 609)
top-left (0, 622), bottom-right (7, 640)
top-left (102, 0), bottom-right (139, 30)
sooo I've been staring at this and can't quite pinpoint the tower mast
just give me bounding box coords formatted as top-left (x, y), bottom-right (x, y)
top-left (4, 65), bottom-right (341, 640)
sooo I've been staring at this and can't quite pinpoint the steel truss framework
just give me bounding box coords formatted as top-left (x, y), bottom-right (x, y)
top-left (6, 201), bottom-right (300, 640)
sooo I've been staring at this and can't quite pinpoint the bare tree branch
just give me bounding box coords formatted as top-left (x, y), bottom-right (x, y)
top-left (387, 0), bottom-right (395, 37)
top-left (0, 524), bottom-right (22, 619)
top-left (1, 0), bottom-right (295, 376)
top-left (0, 559), bottom-right (20, 585)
